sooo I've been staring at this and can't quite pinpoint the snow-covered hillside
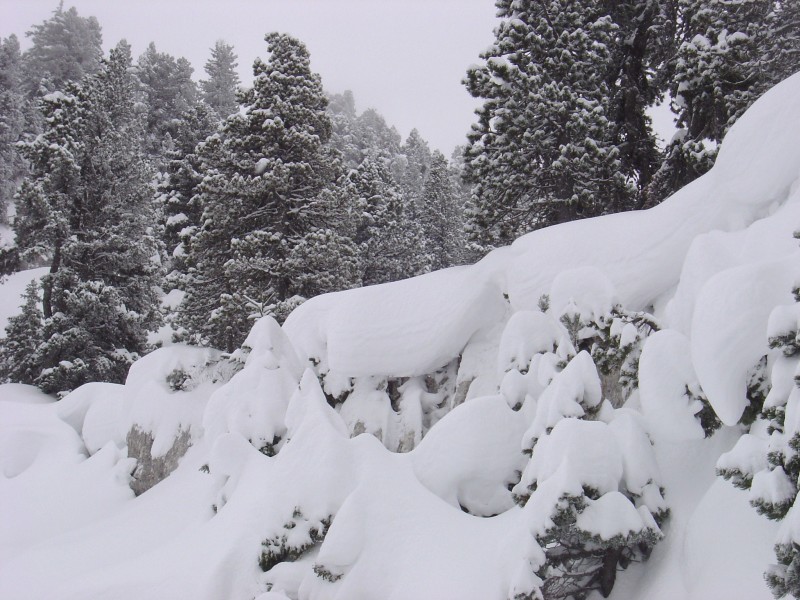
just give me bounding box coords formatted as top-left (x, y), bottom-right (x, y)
top-left (3, 73), bottom-right (800, 599)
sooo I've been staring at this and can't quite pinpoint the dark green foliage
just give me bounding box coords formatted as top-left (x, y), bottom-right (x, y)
top-left (135, 42), bottom-right (198, 158)
top-left (649, 0), bottom-right (799, 204)
top-left (2, 41), bottom-right (161, 395)
top-left (180, 33), bottom-right (360, 351)
top-left (535, 492), bottom-right (662, 600)
top-left (464, 0), bottom-right (640, 249)
top-left (312, 563), bottom-right (343, 583)
top-left (767, 541), bottom-right (800, 598)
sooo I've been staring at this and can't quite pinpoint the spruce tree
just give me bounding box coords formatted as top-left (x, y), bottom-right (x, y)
top-left (346, 154), bottom-right (421, 285)
top-left (0, 35), bottom-right (27, 225)
top-left (0, 280), bottom-right (43, 385)
top-left (419, 151), bottom-right (466, 271)
top-left (6, 41), bottom-right (161, 395)
top-left (200, 40), bottom-right (240, 119)
top-left (158, 102), bottom-right (219, 282)
top-left (180, 33), bottom-right (359, 352)
top-left (648, 0), bottom-right (772, 203)
top-left (21, 2), bottom-right (103, 96)
top-left (397, 128), bottom-right (432, 218)
top-left (464, 0), bottom-right (634, 250)
top-left (135, 43), bottom-right (198, 158)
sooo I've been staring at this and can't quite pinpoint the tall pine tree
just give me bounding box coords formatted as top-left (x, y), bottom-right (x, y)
top-left (200, 40), bottom-right (241, 119)
top-left (464, 0), bottom-right (634, 251)
top-left (648, 0), bottom-right (772, 203)
top-left (21, 2), bottom-right (103, 97)
top-left (2, 41), bottom-right (161, 395)
top-left (180, 33), bottom-right (358, 352)
top-left (419, 150), bottom-right (466, 271)
top-left (135, 42), bottom-right (198, 158)
top-left (0, 35), bottom-right (27, 225)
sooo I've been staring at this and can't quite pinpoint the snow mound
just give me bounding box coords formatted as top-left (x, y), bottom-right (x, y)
top-left (5, 69), bottom-right (800, 600)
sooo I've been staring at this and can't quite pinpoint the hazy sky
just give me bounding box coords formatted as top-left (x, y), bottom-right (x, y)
top-left (0, 0), bottom-right (500, 155)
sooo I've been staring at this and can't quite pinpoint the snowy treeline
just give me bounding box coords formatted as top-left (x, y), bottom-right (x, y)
top-left (2, 2), bottom-right (800, 599)
top-left (0, 6), bottom-right (469, 390)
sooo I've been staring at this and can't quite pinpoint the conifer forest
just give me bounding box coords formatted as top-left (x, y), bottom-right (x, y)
top-left (1, 2), bottom-right (800, 599)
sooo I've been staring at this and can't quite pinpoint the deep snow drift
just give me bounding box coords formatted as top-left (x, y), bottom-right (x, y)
top-left (3, 73), bottom-right (800, 599)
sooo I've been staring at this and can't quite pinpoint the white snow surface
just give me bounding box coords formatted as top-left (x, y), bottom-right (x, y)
top-left (3, 72), bottom-right (800, 600)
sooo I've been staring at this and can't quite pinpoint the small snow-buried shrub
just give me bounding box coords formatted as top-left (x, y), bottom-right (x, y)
top-left (258, 508), bottom-right (332, 572)
top-left (312, 563), bottom-right (343, 583)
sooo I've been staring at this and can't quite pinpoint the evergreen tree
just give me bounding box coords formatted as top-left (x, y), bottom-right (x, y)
top-left (327, 91), bottom-right (402, 170)
top-left (136, 42), bottom-right (198, 158)
top-left (397, 128), bottom-right (432, 217)
top-left (6, 41), bottom-right (161, 395)
top-left (464, 0), bottom-right (634, 251)
top-left (200, 40), bottom-right (240, 118)
top-left (180, 33), bottom-right (359, 352)
top-left (158, 102), bottom-right (219, 282)
top-left (605, 0), bottom-right (674, 209)
top-left (648, 0), bottom-right (772, 203)
top-left (419, 151), bottom-right (466, 271)
top-left (0, 280), bottom-right (44, 385)
top-left (21, 2), bottom-right (103, 96)
top-left (346, 154), bottom-right (421, 285)
top-left (760, 1), bottom-right (800, 90)
top-left (0, 35), bottom-right (27, 225)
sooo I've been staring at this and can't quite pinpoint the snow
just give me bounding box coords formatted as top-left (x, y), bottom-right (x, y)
top-left (576, 491), bottom-right (656, 540)
top-left (691, 256), bottom-right (799, 425)
top-left (4, 66), bottom-right (800, 600)
top-left (122, 345), bottom-right (227, 456)
top-left (639, 330), bottom-right (707, 440)
top-left (285, 263), bottom-right (509, 378)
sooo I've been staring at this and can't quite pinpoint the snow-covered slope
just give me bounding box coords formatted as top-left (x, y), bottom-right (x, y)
top-left (3, 73), bottom-right (800, 600)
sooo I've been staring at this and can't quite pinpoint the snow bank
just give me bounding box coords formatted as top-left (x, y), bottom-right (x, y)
top-left (5, 67), bottom-right (800, 600)
top-left (285, 263), bottom-right (509, 378)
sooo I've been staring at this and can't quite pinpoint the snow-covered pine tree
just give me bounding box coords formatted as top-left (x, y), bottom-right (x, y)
top-left (499, 308), bottom-right (666, 599)
top-left (179, 33), bottom-right (359, 352)
top-left (397, 128), bottom-right (432, 215)
top-left (0, 35), bottom-right (27, 225)
top-left (716, 282), bottom-right (800, 598)
top-left (327, 90), bottom-right (403, 171)
top-left (346, 153), bottom-right (422, 285)
top-left (6, 41), bottom-right (161, 395)
top-left (419, 150), bottom-right (466, 271)
top-left (21, 2), bottom-right (103, 97)
top-left (605, 0), bottom-right (673, 209)
top-left (0, 280), bottom-right (43, 385)
top-left (200, 40), bottom-right (241, 119)
top-left (464, 0), bottom-right (634, 251)
top-left (135, 42), bottom-right (198, 159)
top-left (648, 0), bottom-right (771, 203)
top-left (158, 102), bottom-right (219, 282)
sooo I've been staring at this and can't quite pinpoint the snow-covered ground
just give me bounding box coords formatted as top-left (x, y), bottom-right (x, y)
top-left (3, 73), bottom-right (800, 599)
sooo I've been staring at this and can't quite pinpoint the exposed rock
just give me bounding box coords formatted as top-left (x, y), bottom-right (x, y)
top-left (127, 426), bottom-right (192, 496)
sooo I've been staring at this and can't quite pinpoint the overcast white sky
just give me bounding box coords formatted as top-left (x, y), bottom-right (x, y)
top-left (0, 0), bottom-right (500, 155)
